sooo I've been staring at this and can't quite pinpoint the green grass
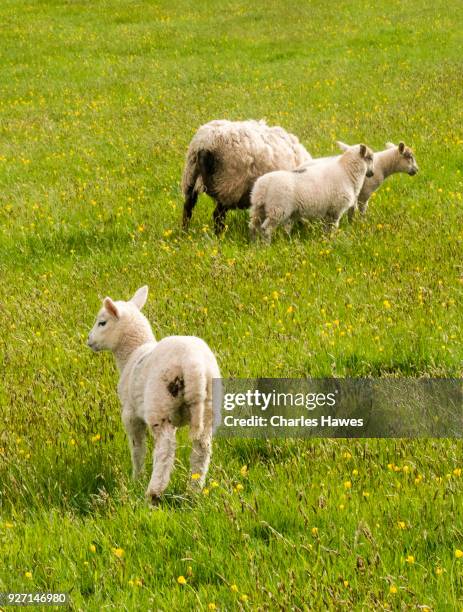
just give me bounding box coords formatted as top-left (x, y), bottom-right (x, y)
top-left (1, 0), bottom-right (463, 609)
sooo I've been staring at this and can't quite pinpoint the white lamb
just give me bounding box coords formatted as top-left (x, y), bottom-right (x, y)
top-left (87, 286), bottom-right (220, 503)
top-left (353, 141), bottom-right (419, 218)
top-left (299, 140), bottom-right (419, 220)
top-left (249, 143), bottom-right (374, 242)
top-left (181, 119), bottom-right (312, 233)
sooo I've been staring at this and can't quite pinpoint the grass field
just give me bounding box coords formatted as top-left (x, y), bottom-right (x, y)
top-left (1, 0), bottom-right (463, 609)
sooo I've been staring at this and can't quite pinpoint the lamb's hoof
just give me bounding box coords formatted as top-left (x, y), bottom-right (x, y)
top-left (146, 491), bottom-right (161, 506)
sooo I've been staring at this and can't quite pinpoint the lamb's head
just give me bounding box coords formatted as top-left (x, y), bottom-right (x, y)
top-left (386, 141), bottom-right (419, 176)
top-left (87, 286), bottom-right (153, 353)
top-left (337, 141), bottom-right (374, 178)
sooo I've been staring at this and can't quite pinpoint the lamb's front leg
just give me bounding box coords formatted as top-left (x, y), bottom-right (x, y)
top-left (358, 199), bottom-right (369, 215)
top-left (122, 413), bottom-right (147, 479)
top-left (347, 203), bottom-right (357, 223)
top-left (323, 213), bottom-right (340, 234)
top-left (146, 421), bottom-right (177, 503)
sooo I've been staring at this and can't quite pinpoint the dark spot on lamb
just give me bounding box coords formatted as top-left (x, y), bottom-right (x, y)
top-left (167, 376), bottom-right (185, 397)
top-left (293, 167), bottom-right (307, 174)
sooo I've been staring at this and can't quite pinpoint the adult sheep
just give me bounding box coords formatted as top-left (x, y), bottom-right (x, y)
top-left (181, 119), bottom-right (312, 234)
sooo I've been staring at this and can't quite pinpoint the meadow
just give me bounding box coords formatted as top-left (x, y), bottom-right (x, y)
top-left (1, 0), bottom-right (463, 609)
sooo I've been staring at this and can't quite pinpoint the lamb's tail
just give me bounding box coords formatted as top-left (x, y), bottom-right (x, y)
top-left (181, 148), bottom-right (215, 229)
top-left (249, 177), bottom-right (268, 237)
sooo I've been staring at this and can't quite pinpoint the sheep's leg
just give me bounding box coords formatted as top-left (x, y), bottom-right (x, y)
top-left (358, 199), bottom-right (369, 215)
top-left (182, 188), bottom-right (198, 229)
top-left (146, 421), bottom-right (177, 503)
top-left (213, 203), bottom-right (227, 234)
top-left (249, 214), bottom-right (263, 242)
top-left (188, 392), bottom-right (213, 490)
top-left (189, 437), bottom-right (212, 490)
top-left (323, 213), bottom-right (340, 235)
top-left (260, 217), bottom-right (279, 244)
top-left (283, 218), bottom-right (294, 237)
top-left (122, 414), bottom-right (147, 479)
top-left (347, 204), bottom-right (356, 223)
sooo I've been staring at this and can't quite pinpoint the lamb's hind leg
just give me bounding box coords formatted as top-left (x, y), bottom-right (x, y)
top-left (146, 421), bottom-right (177, 503)
top-left (260, 217), bottom-right (279, 244)
top-left (188, 381), bottom-right (213, 490)
top-left (122, 414), bottom-right (147, 479)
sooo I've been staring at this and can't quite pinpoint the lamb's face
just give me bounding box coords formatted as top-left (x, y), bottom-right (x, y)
top-left (87, 286), bottom-right (150, 353)
top-left (87, 301), bottom-right (126, 352)
top-left (359, 144), bottom-right (375, 178)
top-left (397, 142), bottom-right (419, 176)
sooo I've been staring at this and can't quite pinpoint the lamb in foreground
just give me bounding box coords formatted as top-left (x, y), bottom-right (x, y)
top-left (249, 143), bottom-right (374, 242)
top-left (87, 286), bottom-right (220, 503)
top-left (181, 119), bottom-right (312, 233)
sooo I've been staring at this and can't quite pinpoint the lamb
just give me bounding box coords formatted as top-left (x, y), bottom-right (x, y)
top-left (353, 141), bottom-right (419, 218)
top-left (87, 286), bottom-right (221, 503)
top-left (299, 141), bottom-right (419, 220)
top-left (249, 143), bottom-right (374, 243)
top-left (181, 119), bottom-right (312, 234)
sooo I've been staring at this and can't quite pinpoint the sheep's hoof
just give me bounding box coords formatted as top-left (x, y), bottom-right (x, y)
top-left (146, 491), bottom-right (162, 506)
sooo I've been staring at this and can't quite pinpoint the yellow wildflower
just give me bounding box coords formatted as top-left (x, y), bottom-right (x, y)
top-left (112, 547), bottom-right (124, 558)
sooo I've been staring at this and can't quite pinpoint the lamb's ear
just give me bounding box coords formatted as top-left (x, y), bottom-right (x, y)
top-left (103, 297), bottom-right (119, 319)
top-left (359, 144), bottom-right (367, 158)
top-left (398, 141), bottom-right (405, 154)
top-left (130, 285), bottom-right (148, 310)
top-left (385, 142), bottom-right (396, 149)
top-left (336, 141), bottom-right (350, 152)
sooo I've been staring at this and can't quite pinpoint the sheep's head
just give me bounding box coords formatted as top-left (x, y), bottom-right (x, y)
top-left (386, 141), bottom-right (419, 176)
top-left (359, 144), bottom-right (375, 178)
top-left (87, 286), bottom-right (151, 353)
top-left (337, 141), bottom-right (374, 178)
